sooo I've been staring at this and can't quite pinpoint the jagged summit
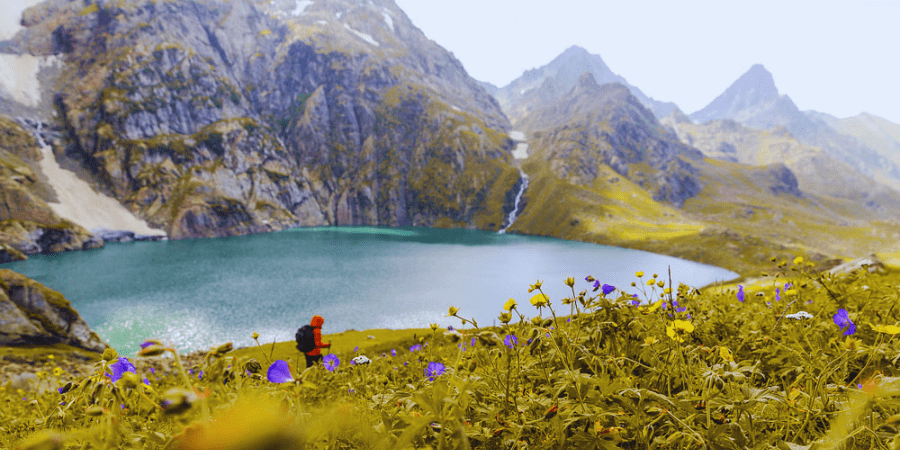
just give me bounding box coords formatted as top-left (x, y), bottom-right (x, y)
top-left (690, 64), bottom-right (779, 123)
top-left (495, 46), bottom-right (678, 125)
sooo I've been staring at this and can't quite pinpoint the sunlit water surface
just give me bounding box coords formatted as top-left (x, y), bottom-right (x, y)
top-left (5, 227), bottom-right (738, 353)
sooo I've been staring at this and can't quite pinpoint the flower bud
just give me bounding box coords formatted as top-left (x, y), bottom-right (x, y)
top-left (213, 342), bottom-right (234, 356)
top-left (138, 344), bottom-right (167, 357)
top-left (252, 332), bottom-right (260, 340)
top-left (531, 317), bottom-right (543, 326)
top-left (244, 359), bottom-right (262, 374)
top-left (657, 281), bottom-right (665, 288)
top-left (430, 323), bottom-right (439, 331)
top-left (565, 277), bottom-right (575, 287)
top-left (118, 372), bottom-right (141, 389)
top-left (101, 348), bottom-right (118, 362)
top-left (86, 406), bottom-right (105, 417)
top-left (499, 312), bottom-right (512, 324)
top-left (161, 388), bottom-right (196, 416)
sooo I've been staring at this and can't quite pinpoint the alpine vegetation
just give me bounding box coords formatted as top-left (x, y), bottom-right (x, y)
top-left (6, 259), bottom-right (900, 449)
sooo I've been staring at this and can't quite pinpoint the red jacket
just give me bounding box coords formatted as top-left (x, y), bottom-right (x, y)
top-left (306, 315), bottom-right (331, 356)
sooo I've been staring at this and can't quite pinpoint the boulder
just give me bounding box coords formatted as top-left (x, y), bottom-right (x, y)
top-left (828, 254), bottom-right (886, 276)
top-left (0, 269), bottom-right (107, 352)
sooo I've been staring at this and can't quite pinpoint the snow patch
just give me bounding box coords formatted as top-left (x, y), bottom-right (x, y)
top-left (291, 0), bottom-right (313, 16)
top-left (382, 11), bottom-right (394, 32)
top-left (336, 11), bottom-right (343, 19)
top-left (343, 24), bottom-right (379, 46)
top-left (0, 54), bottom-right (57, 107)
top-left (316, 20), bottom-right (328, 25)
top-left (450, 105), bottom-right (461, 112)
top-left (32, 124), bottom-right (166, 237)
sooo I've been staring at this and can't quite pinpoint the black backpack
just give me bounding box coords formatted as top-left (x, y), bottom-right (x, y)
top-left (295, 325), bottom-right (316, 352)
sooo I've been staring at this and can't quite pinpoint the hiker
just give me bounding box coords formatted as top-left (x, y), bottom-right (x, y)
top-left (297, 315), bottom-right (332, 368)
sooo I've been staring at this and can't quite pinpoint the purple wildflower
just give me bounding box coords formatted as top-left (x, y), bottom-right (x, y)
top-left (736, 285), bottom-right (745, 303)
top-left (409, 344), bottom-right (422, 353)
top-left (266, 360), bottom-right (294, 383)
top-left (631, 300), bottom-right (640, 306)
top-left (109, 357), bottom-right (137, 383)
top-left (602, 284), bottom-right (615, 296)
top-left (391, 349), bottom-right (397, 357)
top-left (775, 288), bottom-right (781, 302)
top-left (323, 354), bottom-right (339, 372)
top-left (833, 309), bottom-right (856, 336)
top-left (504, 335), bottom-right (518, 348)
top-left (593, 280), bottom-right (601, 290)
top-left (425, 362), bottom-right (446, 381)
top-left (471, 337), bottom-right (476, 347)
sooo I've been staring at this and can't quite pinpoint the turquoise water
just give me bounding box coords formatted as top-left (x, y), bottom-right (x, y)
top-left (3, 227), bottom-right (738, 353)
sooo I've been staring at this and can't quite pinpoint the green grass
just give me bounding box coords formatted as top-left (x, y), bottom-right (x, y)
top-left (7, 263), bottom-right (900, 449)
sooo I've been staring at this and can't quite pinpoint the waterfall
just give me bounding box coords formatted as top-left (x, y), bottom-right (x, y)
top-left (498, 169), bottom-right (529, 234)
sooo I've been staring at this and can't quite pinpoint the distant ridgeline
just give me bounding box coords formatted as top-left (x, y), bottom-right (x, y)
top-left (0, 1), bottom-right (896, 277)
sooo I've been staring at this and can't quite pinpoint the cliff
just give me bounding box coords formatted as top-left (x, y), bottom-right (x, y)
top-left (4, 0), bottom-right (519, 239)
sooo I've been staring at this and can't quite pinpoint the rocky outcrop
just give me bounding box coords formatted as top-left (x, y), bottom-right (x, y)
top-left (5, 0), bottom-right (518, 239)
top-left (0, 269), bottom-right (107, 352)
top-left (0, 219), bottom-right (102, 254)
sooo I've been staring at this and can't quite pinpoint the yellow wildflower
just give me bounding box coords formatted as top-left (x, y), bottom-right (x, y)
top-left (499, 312), bottom-right (512, 324)
top-left (47, 355), bottom-right (54, 360)
top-left (665, 320), bottom-right (695, 343)
top-left (719, 347), bottom-right (734, 363)
top-left (429, 323), bottom-right (439, 331)
top-left (503, 298), bottom-right (516, 311)
top-left (53, 367), bottom-right (63, 377)
top-left (657, 281), bottom-right (665, 288)
top-left (793, 256), bottom-right (804, 265)
top-left (251, 332), bottom-right (259, 340)
top-left (647, 279), bottom-right (656, 286)
top-left (870, 324), bottom-right (900, 335)
top-left (530, 293), bottom-right (549, 307)
top-left (447, 306), bottom-right (460, 316)
top-left (635, 271), bottom-right (644, 278)
top-left (644, 337), bottom-right (657, 345)
top-left (663, 288), bottom-right (672, 294)
top-left (639, 300), bottom-right (663, 314)
top-left (565, 277), bottom-right (575, 287)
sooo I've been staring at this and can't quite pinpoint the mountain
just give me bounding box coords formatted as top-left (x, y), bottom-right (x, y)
top-left (816, 111), bottom-right (900, 165)
top-left (661, 111), bottom-right (900, 220)
top-left (0, 0), bottom-right (522, 242)
top-left (494, 46), bottom-right (678, 124)
top-left (690, 64), bottom-right (900, 191)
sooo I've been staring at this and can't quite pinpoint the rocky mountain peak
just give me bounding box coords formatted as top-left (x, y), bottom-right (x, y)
top-left (495, 46), bottom-right (678, 124)
top-left (690, 64), bottom-right (780, 123)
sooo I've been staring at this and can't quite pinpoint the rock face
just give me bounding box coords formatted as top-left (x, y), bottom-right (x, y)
top-left (4, 0), bottom-right (519, 239)
top-left (0, 269), bottom-right (107, 352)
top-left (519, 75), bottom-right (704, 207)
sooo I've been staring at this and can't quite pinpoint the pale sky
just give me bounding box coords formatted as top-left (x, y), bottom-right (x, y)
top-left (394, 0), bottom-right (900, 124)
top-left (2, 0), bottom-right (897, 123)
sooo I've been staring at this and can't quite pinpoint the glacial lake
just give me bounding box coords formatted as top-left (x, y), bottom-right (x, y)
top-left (4, 227), bottom-right (738, 353)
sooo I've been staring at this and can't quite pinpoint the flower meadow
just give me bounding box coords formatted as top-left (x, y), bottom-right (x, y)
top-left (6, 260), bottom-right (900, 449)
